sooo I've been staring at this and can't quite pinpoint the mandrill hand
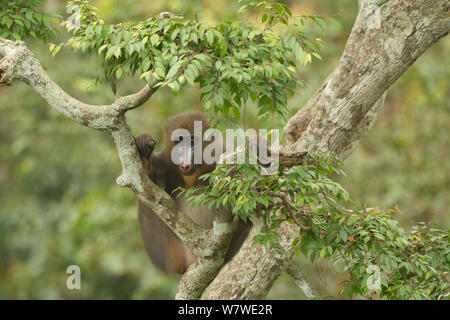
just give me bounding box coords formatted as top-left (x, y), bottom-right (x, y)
top-left (135, 134), bottom-right (156, 158)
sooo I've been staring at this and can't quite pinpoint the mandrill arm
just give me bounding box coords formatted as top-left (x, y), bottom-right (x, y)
top-left (134, 133), bottom-right (177, 190)
top-left (134, 133), bottom-right (195, 274)
top-left (135, 134), bottom-right (156, 157)
top-left (135, 134), bottom-right (156, 169)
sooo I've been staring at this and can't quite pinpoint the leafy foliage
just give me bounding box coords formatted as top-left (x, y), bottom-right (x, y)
top-left (56, 0), bottom-right (326, 125)
top-left (183, 154), bottom-right (449, 299)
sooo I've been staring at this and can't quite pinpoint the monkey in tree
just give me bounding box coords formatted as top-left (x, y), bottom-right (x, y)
top-left (134, 111), bottom-right (249, 274)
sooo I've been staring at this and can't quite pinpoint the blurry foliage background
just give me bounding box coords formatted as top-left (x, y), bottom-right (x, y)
top-left (0, 0), bottom-right (448, 299)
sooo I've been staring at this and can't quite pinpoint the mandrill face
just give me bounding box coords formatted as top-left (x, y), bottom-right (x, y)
top-left (164, 111), bottom-right (217, 187)
top-left (173, 133), bottom-right (199, 176)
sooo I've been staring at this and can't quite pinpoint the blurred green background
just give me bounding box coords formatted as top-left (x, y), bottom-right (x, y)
top-left (0, 0), bottom-right (448, 299)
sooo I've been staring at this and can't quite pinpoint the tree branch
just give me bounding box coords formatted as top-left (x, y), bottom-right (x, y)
top-left (284, 0), bottom-right (450, 158)
top-left (115, 84), bottom-right (159, 112)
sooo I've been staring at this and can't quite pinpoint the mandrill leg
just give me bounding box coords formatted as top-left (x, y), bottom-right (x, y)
top-left (138, 200), bottom-right (195, 274)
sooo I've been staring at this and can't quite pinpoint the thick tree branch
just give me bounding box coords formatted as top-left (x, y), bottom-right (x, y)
top-left (0, 38), bottom-right (158, 121)
top-left (0, 38), bottom-right (115, 129)
top-left (284, 0), bottom-right (450, 158)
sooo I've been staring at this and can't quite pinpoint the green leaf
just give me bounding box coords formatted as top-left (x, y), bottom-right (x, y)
top-left (113, 46), bottom-right (121, 58)
top-left (312, 52), bottom-right (322, 61)
top-left (340, 230), bottom-right (347, 242)
top-left (329, 18), bottom-right (342, 30)
top-left (142, 57), bottom-right (151, 72)
top-left (51, 44), bottom-right (62, 57)
top-left (231, 106), bottom-right (240, 120)
top-left (206, 30), bottom-right (214, 45)
top-left (98, 44), bottom-right (108, 55)
top-left (150, 34), bottom-right (159, 46)
top-left (3, 16), bottom-right (13, 29)
top-left (166, 60), bottom-right (183, 80)
top-left (319, 246), bottom-right (327, 259)
top-left (168, 80), bottom-right (180, 93)
top-left (116, 67), bottom-right (123, 80)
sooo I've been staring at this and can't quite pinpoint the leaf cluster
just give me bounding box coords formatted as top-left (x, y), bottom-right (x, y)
top-left (59, 0), bottom-right (326, 123)
top-left (0, 0), bottom-right (59, 41)
top-left (183, 153), bottom-right (449, 299)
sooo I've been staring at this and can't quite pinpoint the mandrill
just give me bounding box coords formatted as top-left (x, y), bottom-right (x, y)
top-left (134, 111), bottom-right (249, 274)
